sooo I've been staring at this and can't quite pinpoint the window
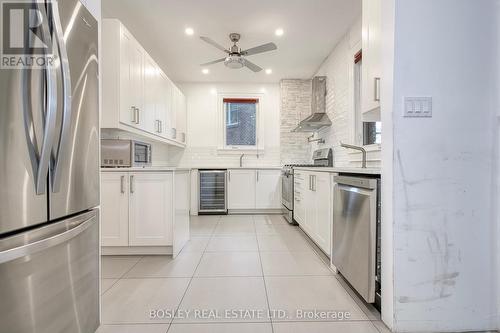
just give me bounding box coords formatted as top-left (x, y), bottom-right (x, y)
top-left (223, 98), bottom-right (258, 148)
top-left (354, 51), bottom-right (381, 146)
top-left (363, 121), bottom-right (382, 145)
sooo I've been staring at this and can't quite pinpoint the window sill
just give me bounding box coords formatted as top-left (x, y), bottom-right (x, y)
top-left (217, 147), bottom-right (262, 155)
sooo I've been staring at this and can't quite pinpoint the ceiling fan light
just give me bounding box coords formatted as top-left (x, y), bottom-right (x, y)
top-left (224, 55), bottom-right (245, 69)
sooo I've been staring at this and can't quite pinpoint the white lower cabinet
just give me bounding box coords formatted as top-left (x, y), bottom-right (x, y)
top-left (129, 172), bottom-right (172, 246)
top-left (101, 171), bottom-right (190, 253)
top-left (227, 169), bottom-right (281, 210)
top-left (173, 171), bottom-right (190, 256)
top-left (101, 172), bottom-right (129, 246)
top-left (310, 172), bottom-right (332, 253)
top-left (294, 170), bottom-right (333, 255)
top-left (228, 169), bottom-right (256, 209)
top-left (255, 170), bottom-right (282, 209)
top-left (293, 171), bottom-right (306, 225)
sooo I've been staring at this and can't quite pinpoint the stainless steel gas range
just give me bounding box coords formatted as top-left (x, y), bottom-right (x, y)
top-left (281, 148), bottom-right (333, 224)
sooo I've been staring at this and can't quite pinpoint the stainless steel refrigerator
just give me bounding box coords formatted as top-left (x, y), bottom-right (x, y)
top-left (0, 0), bottom-right (100, 332)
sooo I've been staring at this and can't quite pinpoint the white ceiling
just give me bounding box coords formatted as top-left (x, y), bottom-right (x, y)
top-left (102, 0), bottom-right (361, 84)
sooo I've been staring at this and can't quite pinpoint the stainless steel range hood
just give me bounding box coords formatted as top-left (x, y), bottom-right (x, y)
top-left (292, 76), bottom-right (332, 133)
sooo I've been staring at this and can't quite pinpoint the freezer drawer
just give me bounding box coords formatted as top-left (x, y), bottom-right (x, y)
top-left (0, 210), bottom-right (99, 333)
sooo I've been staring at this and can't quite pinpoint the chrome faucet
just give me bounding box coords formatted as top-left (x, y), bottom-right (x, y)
top-left (239, 154), bottom-right (245, 167)
top-left (340, 142), bottom-right (367, 168)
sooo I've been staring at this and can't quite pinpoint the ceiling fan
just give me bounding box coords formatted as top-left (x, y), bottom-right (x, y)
top-left (199, 33), bottom-right (277, 72)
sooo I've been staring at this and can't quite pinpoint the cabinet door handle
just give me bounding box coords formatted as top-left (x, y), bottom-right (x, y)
top-left (159, 120), bottom-right (163, 133)
top-left (131, 106), bottom-right (137, 123)
top-left (120, 175), bottom-right (125, 194)
top-left (136, 108), bottom-right (140, 124)
top-left (313, 175), bottom-right (316, 191)
top-left (130, 175), bottom-right (135, 193)
top-left (256, 171), bottom-right (259, 182)
top-left (374, 77), bottom-right (381, 102)
top-left (228, 171), bottom-right (231, 182)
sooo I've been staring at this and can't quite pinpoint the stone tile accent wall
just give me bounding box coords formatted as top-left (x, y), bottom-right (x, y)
top-left (280, 79), bottom-right (313, 164)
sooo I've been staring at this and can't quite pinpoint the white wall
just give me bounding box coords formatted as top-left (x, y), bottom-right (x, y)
top-left (380, 0), bottom-right (395, 328)
top-left (497, 1), bottom-right (500, 328)
top-left (311, 18), bottom-right (381, 168)
top-left (171, 83), bottom-right (281, 168)
top-left (385, 0), bottom-right (499, 331)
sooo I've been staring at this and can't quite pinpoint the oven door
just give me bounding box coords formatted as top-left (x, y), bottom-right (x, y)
top-left (132, 141), bottom-right (152, 166)
top-left (281, 171), bottom-right (293, 210)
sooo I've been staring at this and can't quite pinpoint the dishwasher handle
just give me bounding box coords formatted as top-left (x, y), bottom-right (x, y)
top-left (334, 175), bottom-right (378, 190)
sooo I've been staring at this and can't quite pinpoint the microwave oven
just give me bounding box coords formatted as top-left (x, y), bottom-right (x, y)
top-left (101, 139), bottom-right (152, 167)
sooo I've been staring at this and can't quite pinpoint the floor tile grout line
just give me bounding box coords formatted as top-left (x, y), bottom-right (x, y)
top-left (100, 256), bottom-right (145, 302)
top-left (167, 215), bottom-right (220, 333)
top-left (118, 255), bottom-right (144, 280)
top-left (100, 278), bottom-right (120, 297)
top-left (253, 216), bottom-right (275, 333)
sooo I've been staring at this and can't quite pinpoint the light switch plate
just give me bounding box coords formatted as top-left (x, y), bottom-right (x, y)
top-left (404, 97), bottom-right (432, 117)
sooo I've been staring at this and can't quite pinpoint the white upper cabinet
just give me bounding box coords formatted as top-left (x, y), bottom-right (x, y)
top-left (175, 88), bottom-right (187, 143)
top-left (155, 72), bottom-right (171, 139)
top-left (101, 19), bottom-right (186, 147)
top-left (255, 170), bottom-right (282, 209)
top-left (142, 54), bottom-right (158, 134)
top-left (227, 169), bottom-right (256, 210)
top-left (361, 0), bottom-right (382, 121)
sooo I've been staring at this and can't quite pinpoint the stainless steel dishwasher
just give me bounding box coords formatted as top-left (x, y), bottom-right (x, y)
top-left (198, 170), bottom-right (227, 214)
top-left (332, 175), bottom-right (380, 304)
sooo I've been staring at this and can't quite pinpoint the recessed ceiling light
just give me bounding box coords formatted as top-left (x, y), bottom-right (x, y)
top-left (265, 68), bottom-right (272, 75)
top-left (202, 68), bottom-right (209, 74)
top-left (275, 28), bottom-right (284, 36)
top-left (185, 27), bottom-right (194, 36)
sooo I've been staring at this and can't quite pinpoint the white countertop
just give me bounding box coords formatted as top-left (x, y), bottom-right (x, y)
top-left (191, 166), bottom-right (282, 170)
top-left (101, 166), bottom-right (380, 174)
top-left (293, 167), bottom-right (381, 175)
top-left (101, 167), bottom-right (191, 172)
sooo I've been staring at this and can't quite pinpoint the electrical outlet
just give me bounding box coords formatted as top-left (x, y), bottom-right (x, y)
top-left (404, 97), bottom-right (432, 117)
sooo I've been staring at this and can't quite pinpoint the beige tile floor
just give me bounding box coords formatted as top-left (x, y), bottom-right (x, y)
top-left (97, 215), bottom-right (390, 333)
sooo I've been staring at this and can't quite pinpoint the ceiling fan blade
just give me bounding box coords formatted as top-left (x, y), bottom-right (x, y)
top-left (200, 58), bottom-right (226, 66)
top-left (243, 59), bottom-right (263, 72)
top-left (241, 42), bottom-right (277, 56)
top-left (200, 36), bottom-right (230, 54)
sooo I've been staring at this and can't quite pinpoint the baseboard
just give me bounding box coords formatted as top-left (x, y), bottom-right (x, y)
top-left (101, 246), bottom-right (173, 255)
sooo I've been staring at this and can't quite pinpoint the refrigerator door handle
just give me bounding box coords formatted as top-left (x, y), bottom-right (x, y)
top-left (0, 212), bottom-right (95, 264)
top-left (32, 2), bottom-right (58, 195)
top-left (49, 0), bottom-right (73, 193)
